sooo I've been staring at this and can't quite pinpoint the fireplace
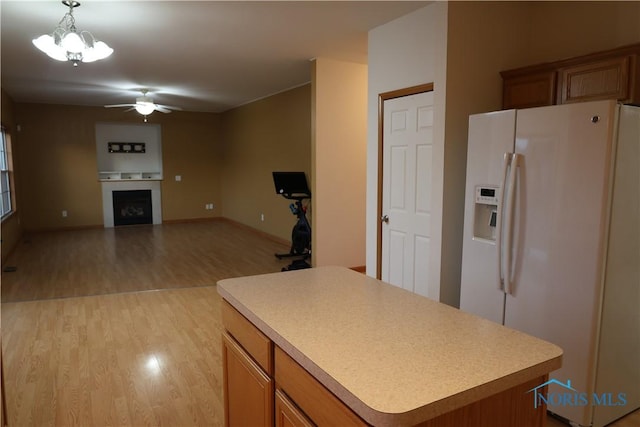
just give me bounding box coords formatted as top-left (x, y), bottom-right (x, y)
top-left (100, 181), bottom-right (162, 228)
top-left (112, 190), bottom-right (153, 226)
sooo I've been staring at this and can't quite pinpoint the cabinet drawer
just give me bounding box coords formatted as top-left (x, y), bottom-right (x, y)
top-left (222, 300), bottom-right (273, 375)
top-left (275, 346), bottom-right (366, 426)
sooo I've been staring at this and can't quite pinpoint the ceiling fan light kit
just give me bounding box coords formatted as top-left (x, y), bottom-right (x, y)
top-left (32, 0), bottom-right (113, 66)
top-left (135, 102), bottom-right (156, 116)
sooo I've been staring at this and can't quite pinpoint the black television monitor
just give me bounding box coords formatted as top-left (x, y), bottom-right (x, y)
top-left (272, 172), bottom-right (311, 198)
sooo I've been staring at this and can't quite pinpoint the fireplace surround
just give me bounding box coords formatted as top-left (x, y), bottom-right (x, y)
top-left (101, 180), bottom-right (162, 228)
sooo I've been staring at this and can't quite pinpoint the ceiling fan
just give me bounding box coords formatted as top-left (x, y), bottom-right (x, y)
top-left (104, 90), bottom-right (182, 121)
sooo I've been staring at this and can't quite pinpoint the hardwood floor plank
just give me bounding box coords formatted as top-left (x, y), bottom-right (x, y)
top-left (2, 286), bottom-right (227, 426)
top-left (1, 221), bottom-right (291, 303)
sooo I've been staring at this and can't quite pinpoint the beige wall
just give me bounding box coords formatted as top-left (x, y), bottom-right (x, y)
top-left (523, 1), bottom-right (640, 66)
top-left (158, 112), bottom-right (223, 222)
top-left (12, 104), bottom-right (223, 230)
top-left (1, 89), bottom-right (22, 262)
top-left (220, 85), bottom-right (311, 242)
top-left (312, 58), bottom-right (367, 268)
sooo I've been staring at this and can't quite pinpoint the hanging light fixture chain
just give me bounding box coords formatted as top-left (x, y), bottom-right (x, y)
top-left (61, 1), bottom-right (80, 31)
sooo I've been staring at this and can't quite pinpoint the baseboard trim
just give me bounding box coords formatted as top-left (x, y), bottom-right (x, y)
top-left (218, 217), bottom-right (290, 247)
top-left (162, 217), bottom-right (221, 225)
top-left (20, 217), bottom-right (290, 248)
top-left (23, 224), bottom-right (104, 233)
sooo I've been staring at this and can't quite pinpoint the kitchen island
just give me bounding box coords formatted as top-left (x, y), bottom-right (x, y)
top-left (217, 266), bottom-right (562, 426)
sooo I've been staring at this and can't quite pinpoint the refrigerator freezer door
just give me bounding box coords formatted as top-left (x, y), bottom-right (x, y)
top-left (593, 104), bottom-right (640, 427)
top-left (460, 110), bottom-right (516, 324)
top-left (505, 100), bottom-right (617, 426)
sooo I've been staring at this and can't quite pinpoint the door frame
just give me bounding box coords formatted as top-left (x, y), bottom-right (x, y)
top-left (376, 83), bottom-right (434, 279)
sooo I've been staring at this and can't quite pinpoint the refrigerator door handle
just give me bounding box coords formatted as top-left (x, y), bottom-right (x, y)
top-left (503, 153), bottom-right (520, 295)
top-left (496, 152), bottom-right (512, 292)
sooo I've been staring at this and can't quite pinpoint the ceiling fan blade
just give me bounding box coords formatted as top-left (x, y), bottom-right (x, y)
top-left (154, 106), bottom-right (174, 113)
top-left (104, 104), bottom-right (136, 108)
top-left (156, 104), bottom-right (183, 111)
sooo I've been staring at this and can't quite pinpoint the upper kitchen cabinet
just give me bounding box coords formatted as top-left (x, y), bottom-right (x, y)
top-left (501, 43), bottom-right (640, 109)
top-left (557, 55), bottom-right (633, 104)
top-left (502, 69), bottom-right (557, 110)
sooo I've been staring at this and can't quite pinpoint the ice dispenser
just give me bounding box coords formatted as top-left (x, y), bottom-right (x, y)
top-left (473, 185), bottom-right (499, 242)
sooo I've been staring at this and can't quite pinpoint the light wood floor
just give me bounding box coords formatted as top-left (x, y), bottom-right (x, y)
top-left (1, 221), bottom-right (638, 426)
top-left (3, 286), bottom-right (224, 426)
top-left (1, 221), bottom-right (292, 426)
top-left (1, 220), bottom-right (291, 303)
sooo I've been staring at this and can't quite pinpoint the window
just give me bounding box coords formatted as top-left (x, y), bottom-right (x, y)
top-left (1, 126), bottom-right (13, 218)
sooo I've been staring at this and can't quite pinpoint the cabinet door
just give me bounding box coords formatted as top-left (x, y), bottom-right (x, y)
top-left (558, 55), bottom-right (631, 104)
top-left (501, 70), bottom-right (556, 109)
top-left (223, 333), bottom-right (274, 427)
top-left (275, 389), bottom-right (314, 427)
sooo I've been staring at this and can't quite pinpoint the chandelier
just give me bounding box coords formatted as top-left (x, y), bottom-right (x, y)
top-left (32, 1), bottom-right (113, 66)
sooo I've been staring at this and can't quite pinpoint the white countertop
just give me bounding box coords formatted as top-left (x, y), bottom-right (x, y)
top-left (217, 266), bottom-right (562, 426)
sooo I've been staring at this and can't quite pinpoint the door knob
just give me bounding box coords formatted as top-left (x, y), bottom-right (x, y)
top-left (381, 214), bottom-right (389, 224)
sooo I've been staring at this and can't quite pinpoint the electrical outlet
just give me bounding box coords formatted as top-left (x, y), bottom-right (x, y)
top-left (260, 213), bottom-right (265, 222)
top-left (175, 175), bottom-right (182, 182)
top-left (62, 210), bottom-right (68, 218)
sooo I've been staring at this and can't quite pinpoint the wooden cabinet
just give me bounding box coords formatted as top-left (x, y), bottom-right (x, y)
top-left (274, 346), bottom-right (366, 426)
top-left (222, 301), bottom-right (274, 427)
top-left (222, 300), bottom-right (273, 374)
top-left (501, 43), bottom-right (640, 109)
top-left (558, 55), bottom-right (632, 104)
top-left (222, 333), bottom-right (274, 426)
top-left (502, 70), bottom-right (556, 110)
top-left (275, 390), bottom-right (314, 427)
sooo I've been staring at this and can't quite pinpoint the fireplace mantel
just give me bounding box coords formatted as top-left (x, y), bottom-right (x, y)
top-left (98, 171), bottom-right (163, 181)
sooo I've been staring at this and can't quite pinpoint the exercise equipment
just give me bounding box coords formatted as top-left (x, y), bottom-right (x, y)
top-left (272, 172), bottom-right (311, 271)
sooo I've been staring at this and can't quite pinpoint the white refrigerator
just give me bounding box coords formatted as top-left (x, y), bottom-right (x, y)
top-left (459, 100), bottom-right (639, 427)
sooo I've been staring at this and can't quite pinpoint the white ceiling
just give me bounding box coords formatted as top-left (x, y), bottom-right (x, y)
top-left (0, 1), bottom-right (429, 113)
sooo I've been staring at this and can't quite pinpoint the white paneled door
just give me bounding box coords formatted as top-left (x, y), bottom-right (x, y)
top-left (381, 91), bottom-right (433, 296)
